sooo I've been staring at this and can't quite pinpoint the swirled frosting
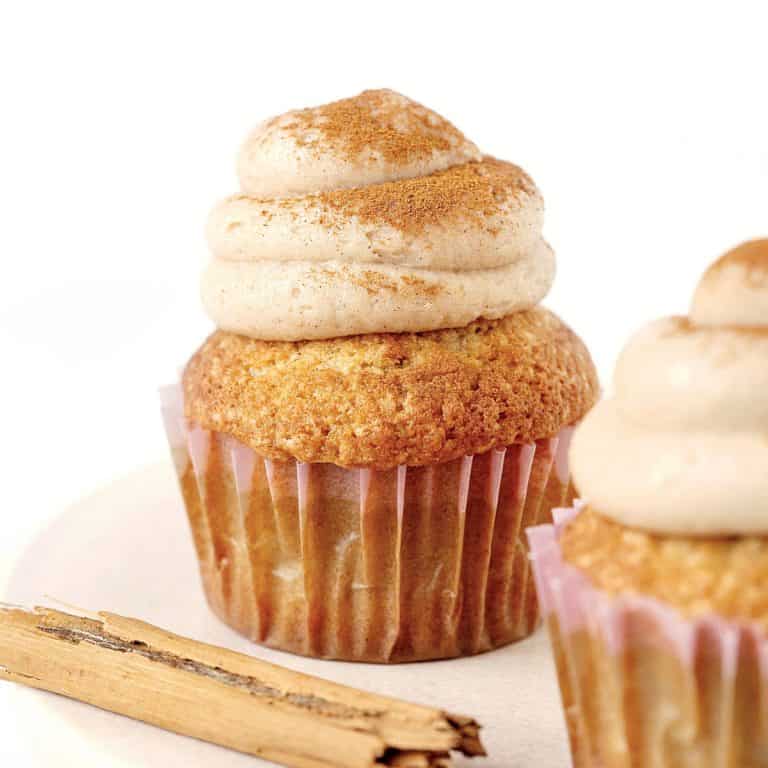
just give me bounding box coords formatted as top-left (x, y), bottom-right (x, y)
top-left (571, 239), bottom-right (768, 535)
top-left (202, 89), bottom-right (554, 340)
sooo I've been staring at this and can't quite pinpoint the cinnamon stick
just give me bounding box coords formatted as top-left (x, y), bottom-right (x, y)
top-left (0, 606), bottom-right (484, 767)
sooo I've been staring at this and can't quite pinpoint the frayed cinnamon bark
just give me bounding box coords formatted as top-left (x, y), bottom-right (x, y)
top-left (0, 606), bottom-right (484, 767)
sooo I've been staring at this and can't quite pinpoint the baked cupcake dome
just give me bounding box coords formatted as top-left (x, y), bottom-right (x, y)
top-left (185, 311), bottom-right (598, 469)
top-left (529, 239), bottom-right (768, 766)
top-left (168, 90), bottom-right (598, 661)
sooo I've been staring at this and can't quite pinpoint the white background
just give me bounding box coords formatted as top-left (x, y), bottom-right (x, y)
top-left (0, 1), bottom-right (766, 764)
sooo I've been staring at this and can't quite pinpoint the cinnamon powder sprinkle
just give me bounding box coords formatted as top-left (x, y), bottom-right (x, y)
top-left (314, 266), bottom-right (442, 297)
top-left (662, 316), bottom-right (768, 338)
top-left (283, 89), bottom-right (475, 166)
top-left (321, 158), bottom-right (536, 234)
top-left (718, 239), bottom-right (768, 270)
top-left (706, 238), bottom-right (768, 288)
top-left (240, 157), bottom-right (535, 236)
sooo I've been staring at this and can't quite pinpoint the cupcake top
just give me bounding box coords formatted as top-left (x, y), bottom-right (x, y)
top-left (184, 311), bottom-right (598, 468)
top-left (202, 89), bottom-right (553, 341)
top-left (571, 239), bottom-right (768, 536)
top-left (185, 90), bottom-right (599, 467)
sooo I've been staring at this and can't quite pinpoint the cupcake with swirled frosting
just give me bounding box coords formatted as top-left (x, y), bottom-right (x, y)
top-left (162, 90), bottom-right (598, 662)
top-left (529, 239), bottom-right (768, 766)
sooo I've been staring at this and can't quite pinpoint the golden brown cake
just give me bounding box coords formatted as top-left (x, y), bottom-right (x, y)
top-left (529, 239), bottom-right (768, 766)
top-left (163, 89), bottom-right (599, 662)
top-left (562, 506), bottom-right (768, 631)
top-left (184, 311), bottom-right (597, 469)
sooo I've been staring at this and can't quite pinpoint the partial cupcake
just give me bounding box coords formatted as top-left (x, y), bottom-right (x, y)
top-left (163, 89), bottom-right (599, 662)
top-left (529, 239), bottom-right (768, 766)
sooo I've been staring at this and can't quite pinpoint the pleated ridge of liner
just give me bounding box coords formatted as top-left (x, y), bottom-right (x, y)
top-left (161, 384), bottom-right (574, 662)
top-left (527, 508), bottom-right (768, 767)
top-left (528, 508), bottom-right (768, 667)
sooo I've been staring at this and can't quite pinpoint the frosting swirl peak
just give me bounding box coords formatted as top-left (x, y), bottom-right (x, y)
top-left (571, 239), bottom-right (768, 536)
top-left (202, 90), bottom-right (554, 341)
top-left (236, 88), bottom-right (482, 197)
top-left (691, 239), bottom-right (768, 327)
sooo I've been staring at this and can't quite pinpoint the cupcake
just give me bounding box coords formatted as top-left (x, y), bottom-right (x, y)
top-left (529, 239), bottom-right (768, 764)
top-left (163, 89), bottom-right (598, 662)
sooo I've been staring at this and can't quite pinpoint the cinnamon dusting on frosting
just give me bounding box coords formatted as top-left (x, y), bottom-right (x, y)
top-left (244, 157), bottom-right (538, 236)
top-left (226, 158), bottom-right (534, 237)
top-left (691, 237), bottom-right (768, 328)
top-left (284, 89), bottom-right (475, 167)
top-left (665, 315), bottom-right (768, 338)
top-left (313, 266), bottom-right (443, 298)
top-left (206, 89), bottom-right (553, 340)
top-left (318, 158), bottom-right (534, 235)
top-left (705, 238), bottom-right (768, 287)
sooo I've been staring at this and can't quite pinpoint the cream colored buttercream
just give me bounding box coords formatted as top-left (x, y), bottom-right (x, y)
top-left (201, 90), bottom-right (555, 340)
top-left (202, 241), bottom-right (554, 341)
top-left (691, 239), bottom-right (768, 326)
top-left (206, 182), bottom-right (544, 271)
top-left (571, 239), bottom-right (768, 536)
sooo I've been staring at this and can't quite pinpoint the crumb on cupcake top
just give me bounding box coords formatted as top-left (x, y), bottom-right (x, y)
top-left (183, 308), bottom-right (599, 468)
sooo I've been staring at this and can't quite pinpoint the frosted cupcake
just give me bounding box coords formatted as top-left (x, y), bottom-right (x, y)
top-left (163, 90), bottom-right (599, 662)
top-left (529, 239), bottom-right (768, 764)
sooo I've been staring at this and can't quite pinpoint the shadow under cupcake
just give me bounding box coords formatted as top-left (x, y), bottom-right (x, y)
top-left (163, 89), bottom-right (599, 663)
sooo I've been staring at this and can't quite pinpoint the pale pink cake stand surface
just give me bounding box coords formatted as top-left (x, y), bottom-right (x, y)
top-left (5, 461), bottom-right (569, 768)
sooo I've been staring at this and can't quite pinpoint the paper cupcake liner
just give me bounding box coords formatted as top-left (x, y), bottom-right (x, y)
top-left (161, 383), bottom-right (576, 662)
top-left (528, 507), bottom-right (768, 767)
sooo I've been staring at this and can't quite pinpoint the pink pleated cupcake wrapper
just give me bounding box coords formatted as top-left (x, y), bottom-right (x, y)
top-left (527, 506), bottom-right (768, 679)
top-left (160, 383), bottom-right (572, 502)
top-left (161, 382), bottom-right (575, 660)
